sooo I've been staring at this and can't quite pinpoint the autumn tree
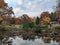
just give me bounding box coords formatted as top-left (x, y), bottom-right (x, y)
top-left (56, 0), bottom-right (60, 24)
top-left (15, 18), bottom-right (22, 25)
top-left (32, 17), bottom-right (36, 24)
top-left (0, 15), bottom-right (3, 24)
top-left (21, 14), bottom-right (30, 30)
top-left (0, 0), bottom-right (14, 25)
top-left (40, 12), bottom-right (51, 25)
top-left (53, 0), bottom-right (60, 24)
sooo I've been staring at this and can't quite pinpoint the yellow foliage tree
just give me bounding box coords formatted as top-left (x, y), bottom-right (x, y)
top-left (32, 17), bottom-right (36, 24)
top-left (42, 17), bottom-right (51, 24)
top-left (0, 16), bottom-right (3, 21)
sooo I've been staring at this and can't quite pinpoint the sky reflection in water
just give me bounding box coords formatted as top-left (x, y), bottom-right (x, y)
top-left (9, 36), bottom-right (59, 45)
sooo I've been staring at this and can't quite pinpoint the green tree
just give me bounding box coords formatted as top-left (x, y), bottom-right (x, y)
top-left (36, 16), bottom-right (40, 25)
top-left (22, 14), bottom-right (30, 30)
top-left (23, 23), bottom-right (29, 30)
top-left (29, 22), bottom-right (34, 28)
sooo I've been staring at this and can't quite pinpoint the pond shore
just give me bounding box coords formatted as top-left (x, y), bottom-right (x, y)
top-left (0, 25), bottom-right (60, 45)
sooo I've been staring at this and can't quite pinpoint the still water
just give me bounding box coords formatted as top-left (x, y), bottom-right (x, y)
top-left (8, 36), bottom-right (59, 45)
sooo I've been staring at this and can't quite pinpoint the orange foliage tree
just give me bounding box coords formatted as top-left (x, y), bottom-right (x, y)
top-left (15, 18), bottom-right (22, 25)
top-left (40, 12), bottom-right (51, 24)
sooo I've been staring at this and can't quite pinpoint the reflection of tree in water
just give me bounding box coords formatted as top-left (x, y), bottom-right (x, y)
top-left (1, 30), bottom-right (60, 45)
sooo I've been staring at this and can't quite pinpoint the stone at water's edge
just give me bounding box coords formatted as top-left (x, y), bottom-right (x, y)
top-left (42, 36), bottom-right (51, 43)
top-left (56, 37), bottom-right (60, 42)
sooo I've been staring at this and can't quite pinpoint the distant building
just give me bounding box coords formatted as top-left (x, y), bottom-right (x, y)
top-left (50, 21), bottom-right (60, 27)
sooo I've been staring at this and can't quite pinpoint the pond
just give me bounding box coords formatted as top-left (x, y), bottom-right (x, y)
top-left (6, 36), bottom-right (59, 45)
top-left (1, 31), bottom-right (60, 45)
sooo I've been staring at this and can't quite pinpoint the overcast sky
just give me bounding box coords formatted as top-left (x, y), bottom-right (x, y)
top-left (5, 0), bottom-right (57, 17)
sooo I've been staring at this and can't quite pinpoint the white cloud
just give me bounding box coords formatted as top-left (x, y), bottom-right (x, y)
top-left (21, 12), bottom-right (41, 17)
top-left (26, 2), bottom-right (32, 8)
top-left (27, 0), bottom-right (56, 12)
top-left (12, 0), bottom-right (23, 5)
top-left (5, 0), bottom-right (57, 17)
top-left (13, 7), bottom-right (24, 17)
top-left (24, 0), bottom-right (46, 12)
top-left (14, 7), bottom-right (24, 14)
top-left (17, 0), bottom-right (23, 5)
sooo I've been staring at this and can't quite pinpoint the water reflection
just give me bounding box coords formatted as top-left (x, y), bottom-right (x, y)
top-left (8, 36), bottom-right (59, 45)
top-left (2, 31), bottom-right (60, 45)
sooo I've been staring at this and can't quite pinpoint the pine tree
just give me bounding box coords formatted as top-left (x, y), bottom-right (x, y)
top-left (36, 16), bottom-right (40, 25)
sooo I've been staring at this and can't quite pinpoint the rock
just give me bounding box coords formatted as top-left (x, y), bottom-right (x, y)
top-left (42, 36), bottom-right (51, 43)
